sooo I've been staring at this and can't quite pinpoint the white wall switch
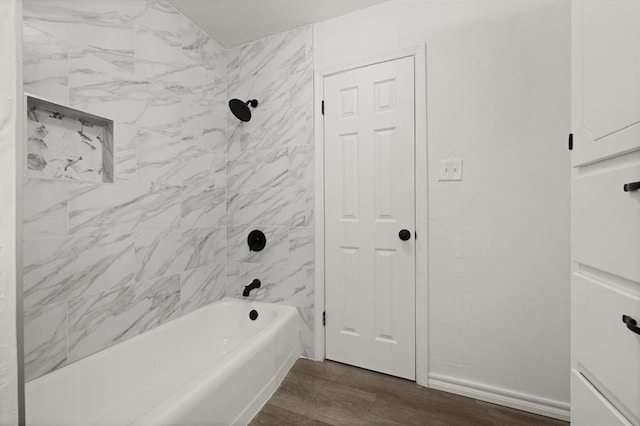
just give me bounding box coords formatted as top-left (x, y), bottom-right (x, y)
top-left (439, 159), bottom-right (463, 181)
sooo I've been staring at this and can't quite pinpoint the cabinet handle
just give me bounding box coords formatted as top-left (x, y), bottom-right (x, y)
top-left (623, 181), bottom-right (640, 192)
top-left (622, 315), bottom-right (640, 336)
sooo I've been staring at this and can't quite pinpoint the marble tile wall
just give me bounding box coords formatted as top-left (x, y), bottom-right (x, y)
top-left (226, 26), bottom-right (315, 358)
top-left (22, 0), bottom-right (227, 381)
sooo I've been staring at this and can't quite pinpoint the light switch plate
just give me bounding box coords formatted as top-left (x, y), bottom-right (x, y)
top-left (439, 159), bottom-right (463, 181)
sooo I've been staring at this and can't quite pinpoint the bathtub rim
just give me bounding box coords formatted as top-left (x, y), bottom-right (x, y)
top-left (25, 297), bottom-right (293, 387)
top-left (26, 297), bottom-right (301, 426)
top-left (133, 298), bottom-right (300, 425)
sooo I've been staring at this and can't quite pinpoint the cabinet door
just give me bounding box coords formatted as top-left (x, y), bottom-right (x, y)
top-left (571, 0), bottom-right (640, 166)
top-left (571, 1), bottom-right (640, 425)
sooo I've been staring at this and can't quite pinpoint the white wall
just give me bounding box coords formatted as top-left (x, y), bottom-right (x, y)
top-left (0, 0), bottom-right (22, 424)
top-left (315, 0), bottom-right (571, 416)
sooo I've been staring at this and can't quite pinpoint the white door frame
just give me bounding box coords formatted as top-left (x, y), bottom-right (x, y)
top-left (313, 44), bottom-right (429, 387)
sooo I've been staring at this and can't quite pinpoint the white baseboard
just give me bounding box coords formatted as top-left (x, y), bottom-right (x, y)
top-left (428, 374), bottom-right (570, 422)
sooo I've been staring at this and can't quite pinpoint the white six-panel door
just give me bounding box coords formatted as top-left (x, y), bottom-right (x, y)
top-left (324, 56), bottom-right (416, 380)
top-left (571, 1), bottom-right (640, 424)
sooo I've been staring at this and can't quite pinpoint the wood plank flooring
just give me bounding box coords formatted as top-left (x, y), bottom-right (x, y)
top-left (250, 359), bottom-right (568, 426)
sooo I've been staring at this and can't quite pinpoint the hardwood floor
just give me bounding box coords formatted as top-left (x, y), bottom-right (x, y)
top-left (250, 359), bottom-right (568, 426)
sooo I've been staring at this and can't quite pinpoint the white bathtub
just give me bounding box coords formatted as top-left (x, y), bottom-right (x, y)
top-left (26, 298), bottom-right (301, 426)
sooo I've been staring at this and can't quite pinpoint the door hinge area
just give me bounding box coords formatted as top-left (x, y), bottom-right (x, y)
top-left (568, 133), bottom-right (573, 151)
top-left (323, 311), bottom-right (326, 326)
top-left (321, 100), bottom-right (325, 115)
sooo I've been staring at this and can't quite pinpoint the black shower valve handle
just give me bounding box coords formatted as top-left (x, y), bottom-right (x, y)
top-left (247, 229), bottom-right (267, 252)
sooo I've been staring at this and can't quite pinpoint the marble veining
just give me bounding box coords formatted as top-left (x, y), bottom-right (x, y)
top-left (226, 25), bottom-right (315, 358)
top-left (239, 27), bottom-right (305, 81)
top-left (180, 61), bottom-right (218, 101)
top-left (288, 227), bottom-right (314, 269)
top-left (24, 302), bottom-right (67, 381)
top-left (68, 181), bottom-right (181, 236)
top-left (23, 232), bottom-right (135, 310)
top-left (134, 24), bottom-right (186, 88)
top-left (182, 100), bottom-right (226, 152)
top-left (68, 274), bottom-right (180, 362)
top-left (181, 17), bottom-right (208, 63)
top-left (227, 225), bottom-right (289, 265)
top-left (298, 307), bottom-right (315, 358)
top-left (212, 156), bottom-right (227, 189)
top-left (135, 227), bottom-right (225, 283)
top-left (289, 27), bottom-right (314, 107)
top-left (23, 24), bottom-right (69, 103)
top-left (135, 0), bottom-right (181, 47)
top-left (69, 47), bottom-right (181, 138)
top-left (289, 144), bottom-right (314, 187)
top-left (22, 3), bottom-right (317, 379)
top-left (227, 146), bottom-right (289, 190)
top-left (26, 100), bottom-right (113, 183)
top-left (136, 129), bottom-right (216, 186)
top-left (236, 263), bottom-right (314, 308)
top-left (23, 178), bottom-right (70, 239)
top-left (227, 186), bottom-right (308, 227)
top-left (24, 0), bottom-right (137, 73)
top-left (180, 261), bottom-right (226, 315)
top-left (114, 123), bottom-right (138, 180)
top-left (133, 1), bottom-right (187, 89)
top-left (226, 261), bottom-right (242, 296)
top-left (236, 70), bottom-right (289, 112)
top-left (181, 184), bottom-right (225, 229)
top-left (237, 105), bottom-right (309, 153)
top-left (69, 72), bottom-right (152, 129)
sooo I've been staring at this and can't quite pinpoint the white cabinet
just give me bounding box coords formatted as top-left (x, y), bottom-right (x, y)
top-left (572, 275), bottom-right (640, 420)
top-left (571, 371), bottom-right (632, 426)
top-left (571, 0), bottom-right (640, 167)
top-left (571, 0), bottom-right (640, 424)
top-left (573, 163), bottom-right (640, 283)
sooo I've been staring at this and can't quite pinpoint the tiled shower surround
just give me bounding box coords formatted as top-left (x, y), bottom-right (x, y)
top-left (22, 0), bottom-right (314, 381)
top-left (226, 28), bottom-right (315, 358)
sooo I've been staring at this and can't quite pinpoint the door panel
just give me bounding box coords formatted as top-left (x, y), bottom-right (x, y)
top-left (324, 56), bottom-right (416, 380)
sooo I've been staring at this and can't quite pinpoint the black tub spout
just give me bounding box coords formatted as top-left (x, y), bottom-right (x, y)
top-left (243, 279), bottom-right (261, 297)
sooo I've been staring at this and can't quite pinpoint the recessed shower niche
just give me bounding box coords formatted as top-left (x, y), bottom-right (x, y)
top-left (26, 95), bottom-right (114, 183)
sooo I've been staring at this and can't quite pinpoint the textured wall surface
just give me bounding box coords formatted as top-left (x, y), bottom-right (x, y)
top-left (225, 27), bottom-right (315, 357)
top-left (0, 0), bottom-right (21, 423)
top-left (315, 0), bottom-right (571, 410)
top-left (22, 0), bottom-right (227, 381)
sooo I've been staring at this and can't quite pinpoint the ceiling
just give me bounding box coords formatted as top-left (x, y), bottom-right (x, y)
top-left (168, 0), bottom-right (388, 48)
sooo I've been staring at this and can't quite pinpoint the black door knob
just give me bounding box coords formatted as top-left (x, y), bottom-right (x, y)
top-left (399, 229), bottom-right (411, 241)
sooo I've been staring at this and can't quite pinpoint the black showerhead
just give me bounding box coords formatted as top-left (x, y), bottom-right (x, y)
top-left (229, 98), bottom-right (258, 122)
